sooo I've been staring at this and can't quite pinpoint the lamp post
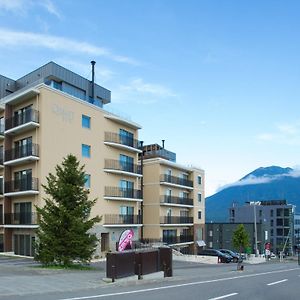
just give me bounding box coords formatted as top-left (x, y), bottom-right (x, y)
top-left (249, 201), bottom-right (261, 257)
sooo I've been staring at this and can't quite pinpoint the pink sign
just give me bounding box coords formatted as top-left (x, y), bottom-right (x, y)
top-left (118, 229), bottom-right (134, 252)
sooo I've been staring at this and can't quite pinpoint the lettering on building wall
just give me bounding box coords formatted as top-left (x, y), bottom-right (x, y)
top-left (52, 104), bottom-right (74, 123)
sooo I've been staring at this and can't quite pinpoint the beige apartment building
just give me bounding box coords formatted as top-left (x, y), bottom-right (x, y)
top-left (141, 143), bottom-right (205, 254)
top-left (0, 62), bottom-right (143, 257)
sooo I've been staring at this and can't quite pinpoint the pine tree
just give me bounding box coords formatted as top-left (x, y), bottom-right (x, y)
top-left (232, 224), bottom-right (249, 254)
top-left (35, 154), bottom-right (100, 266)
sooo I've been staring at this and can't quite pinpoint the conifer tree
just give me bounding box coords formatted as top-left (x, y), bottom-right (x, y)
top-left (35, 154), bottom-right (100, 266)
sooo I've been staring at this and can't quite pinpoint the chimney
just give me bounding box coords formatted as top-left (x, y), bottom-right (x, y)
top-left (91, 60), bottom-right (96, 100)
top-left (162, 139), bottom-right (165, 149)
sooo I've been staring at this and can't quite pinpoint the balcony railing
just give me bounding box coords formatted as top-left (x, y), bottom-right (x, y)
top-left (104, 159), bottom-right (141, 175)
top-left (160, 195), bottom-right (193, 206)
top-left (160, 216), bottom-right (193, 224)
top-left (4, 213), bottom-right (37, 225)
top-left (143, 149), bottom-right (176, 162)
top-left (160, 174), bottom-right (193, 188)
top-left (5, 178), bottom-right (39, 193)
top-left (5, 144), bottom-right (39, 161)
top-left (104, 187), bottom-right (142, 199)
top-left (163, 235), bottom-right (194, 244)
top-left (104, 132), bottom-right (141, 150)
top-left (103, 214), bottom-right (142, 225)
top-left (5, 109), bottom-right (39, 131)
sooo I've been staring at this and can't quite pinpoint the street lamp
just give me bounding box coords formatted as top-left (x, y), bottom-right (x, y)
top-left (249, 201), bottom-right (261, 257)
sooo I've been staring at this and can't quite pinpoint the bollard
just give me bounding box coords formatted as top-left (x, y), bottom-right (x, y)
top-left (138, 264), bottom-right (142, 280)
top-left (163, 262), bottom-right (167, 277)
top-left (111, 265), bottom-right (116, 282)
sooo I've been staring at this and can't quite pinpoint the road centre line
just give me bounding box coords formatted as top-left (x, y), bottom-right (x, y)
top-left (267, 279), bottom-right (288, 286)
top-left (58, 268), bottom-right (300, 300)
top-left (208, 293), bottom-right (238, 300)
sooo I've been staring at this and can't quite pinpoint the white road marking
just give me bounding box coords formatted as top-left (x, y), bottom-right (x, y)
top-left (208, 293), bottom-right (238, 300)
top-left (267, 279), bottom-right (288, 286)
top-left (58, 268), bottom-right (300, 300)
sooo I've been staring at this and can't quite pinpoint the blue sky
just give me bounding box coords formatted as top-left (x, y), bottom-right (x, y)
top-left (1, 0), bottom-right (300, 195)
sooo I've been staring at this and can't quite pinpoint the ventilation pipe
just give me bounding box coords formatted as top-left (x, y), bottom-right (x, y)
top-left (91, 60), bottom-right (96, 100)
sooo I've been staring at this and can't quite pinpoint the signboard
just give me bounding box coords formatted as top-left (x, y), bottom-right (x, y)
top-left (265, 242), bottom-right (271, 250)
top-left (118, 229), bottom-right (134, 252)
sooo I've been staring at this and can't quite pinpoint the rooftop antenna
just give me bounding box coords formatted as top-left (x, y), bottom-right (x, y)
top-left (91, 60), bottom-right (96, 101)
top-left (162, 139), bottom-right (165, 149)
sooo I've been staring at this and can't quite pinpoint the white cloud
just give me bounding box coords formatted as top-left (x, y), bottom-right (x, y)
top-left (39, 0), bottom-right (61, 19)
top-left (217, 167), bottom-right (300, 192)
top-left (0, 0), bottom-right (61, 18)
top-left (120, 78), bottom-right (176, 97)
top-left (0, 28), bottom-right (138, 65)
top-left (257, 121), bottom-right (300, 145)
top-left (112, 78), bottom-right (177, 104)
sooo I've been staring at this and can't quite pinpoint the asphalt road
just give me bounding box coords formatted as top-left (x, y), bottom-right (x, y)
top-left (0, 257), bottom-right (300, 300)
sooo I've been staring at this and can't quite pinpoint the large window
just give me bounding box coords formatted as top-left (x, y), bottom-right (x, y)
top-left (120, 154), bottom-right (134, 172)
top-left (119, 129), bottom-right (134, 147)
top-left (14, 169), bottom-right (32, 190)
top-left (82, 115), bottom-right (91, 129)
top-left (198, 176), bottom-right (202, 185)
top-left (82, 144), bottom-right (91, 158)
top-left (14, 137), bottom-right (32, 158)
top-left (14, 202), bottom-right (32, 224)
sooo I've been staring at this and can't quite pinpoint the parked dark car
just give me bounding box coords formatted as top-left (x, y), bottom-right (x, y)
top-left (219, 249), bottom-right (241, 263)
top-left (198, 249), bottom-right (232, 263)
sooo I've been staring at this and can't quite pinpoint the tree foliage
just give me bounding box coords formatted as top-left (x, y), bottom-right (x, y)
top-left (35, 154), bottom-right (100, 266)
top-left (232, 224), bottom-right (249, 253)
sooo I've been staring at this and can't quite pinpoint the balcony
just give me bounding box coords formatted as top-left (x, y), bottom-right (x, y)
top-left (104, 159), bottom-right (142, 177)
top-left (5, 109), bottom-right (39, 135)
top-left (163, 235), bottom-right (194, 245)
top-left (160, 174), bottom-right (193, 189)
top-left (160, 195), bottom-right (193, 207)
top-left (4, 178), bottom-right (39, 196)
top-left (103, 214), bottom-right (142, 227)
top-left (143, 148), bottom-right (176, 162)
top-left (160, 216), bottom-right (193, 225)
top-left (104, 187), bottom-right (142, 202)
top-left (4, 144), bottom-right (39, 166)
top-left (104, 132), bottom-right (142, 153)
top-left (4, 213), bottom-right (38, 226)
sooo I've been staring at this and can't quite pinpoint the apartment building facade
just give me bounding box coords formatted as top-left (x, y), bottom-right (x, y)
top-left (0, 62), bottom-right (143, 257)
top-left (141, 143), bottom-right (205, 254)
top-left (229, 200), bottom-right (295, 255)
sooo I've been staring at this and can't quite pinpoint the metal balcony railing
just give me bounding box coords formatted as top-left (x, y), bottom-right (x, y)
top-left (104, 187), bottom-right (142, 199)
top-left (160, 195), bottom-right (193, 206)
top-left (160, 174), bottom-right (193, 188)
top-left (104, 159), bottom-right (141, 175)
top-left (5, 178), bottom-right (39, 193)
top-left (5, 109), bottom-right (39, 130)
top-left (160, 216), bottom-right (193, 224)
top-left (104, 132), bottom-right (141, 150)
top-left (4, 213), bottom-right (38, 225)
top-left (104, 214), bottom-right (141, 225)
top-left (143, 149), bottom-right (176, 162)
top-left (5, 144), bottom-right (39, 161)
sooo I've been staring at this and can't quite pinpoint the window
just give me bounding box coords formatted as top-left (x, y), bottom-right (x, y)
top-left (120, 154), bottom-right (134, 172)
top-left (198, 210), bottom-right (202, 219)
top-left (119, 180), bottom-right (134, 198)
top-left (82, 115), bottom-right (91, 129)
top-left (82, 144), bottom-right (91, 158)
top-left (209, 230), bottom-right (213, 237)
top-left (198, 193), bottom-right (202, 202)
top-left (198, 176), bottom-right (202, 185)
top-left (119, 129), bottom-right (134, 147)
top-left (270, 219), bottom-right (274, 227)
top-left (270, 210), bottom-right (273, 217)
top-left (14, 202), bottom-right (32, 224)
top-left (14, 169), bottom-right (32, 190)
top-left (84, 174), bottom-right (91, 188)
top-left (120, 206), bottom-right (134, 223)
top-left (14, 137), bottom-right (32, 158)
